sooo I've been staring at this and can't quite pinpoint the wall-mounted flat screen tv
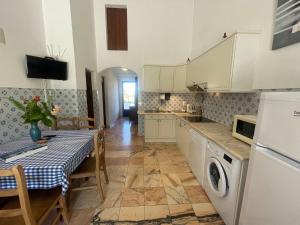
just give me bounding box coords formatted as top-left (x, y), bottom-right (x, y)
top-left (26, 55), bottom-right (68, 80)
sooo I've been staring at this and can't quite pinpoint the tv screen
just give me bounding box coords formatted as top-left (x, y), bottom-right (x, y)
top-left (26, 55), bottom-right (68, 80)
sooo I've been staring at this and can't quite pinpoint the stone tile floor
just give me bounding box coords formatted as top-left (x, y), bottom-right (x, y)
top-left (66, 119), bottom-right (224, 225)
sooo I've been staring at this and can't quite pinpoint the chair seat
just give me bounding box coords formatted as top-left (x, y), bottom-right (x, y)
top-left (70, 157), bottom-right (96, 179)
top-left (0, 188), bottom-right (61, 225)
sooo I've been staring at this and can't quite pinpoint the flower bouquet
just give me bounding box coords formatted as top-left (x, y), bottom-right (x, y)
top-left (8, 96), bottom-right (60, 142)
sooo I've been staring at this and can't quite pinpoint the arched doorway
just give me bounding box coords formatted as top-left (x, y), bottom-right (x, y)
top-left (98, 67), bottom-right (139, 128)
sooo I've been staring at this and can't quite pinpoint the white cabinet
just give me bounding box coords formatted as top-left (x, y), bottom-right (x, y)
top-left (187, 33), bottom-right (259, 92)
top-left (176, 119), bottom-right (191, 159)
top-left (188, 129), bottom-right (208, 185)
top-left (145, 119), bottom-right (159, 138)
top-left (159, 119), bottom-right (175, 138)
top-left (143, 65), bottom-right (188, 93)
top-left (173, 65), bottom-right (187, 92)
top-left (145, 115), bottom-right (175, 142)
top-left (143, 66), bottom-right (160, 92)
top-left (160, 67), bottom-right (174, 92)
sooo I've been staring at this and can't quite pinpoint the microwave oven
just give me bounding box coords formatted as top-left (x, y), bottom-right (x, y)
top-left (232, 115), bottom-right (256, 145)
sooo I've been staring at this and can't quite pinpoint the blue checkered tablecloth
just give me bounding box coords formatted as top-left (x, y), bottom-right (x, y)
top-left (0, 130), bottom-right (96, 194)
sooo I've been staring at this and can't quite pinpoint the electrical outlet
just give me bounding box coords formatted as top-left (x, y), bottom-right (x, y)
top-left (0, 28), bottom-right (6, 44)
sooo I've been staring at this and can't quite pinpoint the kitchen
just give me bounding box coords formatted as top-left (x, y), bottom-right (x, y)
top-left (138, 30), bottom-right (300, 225)
top-left (1, 0), bottom-right (300, 225)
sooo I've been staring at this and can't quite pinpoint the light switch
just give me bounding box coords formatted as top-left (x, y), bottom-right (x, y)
top-left (0, 28), bottom-right (6, 44)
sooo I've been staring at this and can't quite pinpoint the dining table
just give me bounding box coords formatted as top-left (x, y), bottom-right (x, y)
top-left (0, 130), bottom-right (97, 194)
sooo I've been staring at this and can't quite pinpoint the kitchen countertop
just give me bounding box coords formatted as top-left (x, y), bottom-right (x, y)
top-left (139, 110), bottom-right (251, 160)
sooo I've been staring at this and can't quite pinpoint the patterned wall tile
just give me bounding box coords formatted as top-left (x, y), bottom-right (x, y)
top-left (201, 92), bottom-right (260, 126)
top-left (138, 92), bottom-right (261, 135)
top-left (0, 87), bottom-right (88, 144)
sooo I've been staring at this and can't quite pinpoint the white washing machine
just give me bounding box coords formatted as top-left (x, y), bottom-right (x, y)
top-left (203, 141), bottom-right (248, 225)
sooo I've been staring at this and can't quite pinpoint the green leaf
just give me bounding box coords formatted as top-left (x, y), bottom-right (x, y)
top-left (41, 116), bottom-right (53, 127)
top-left (7, 97), bottom-right (26, 111)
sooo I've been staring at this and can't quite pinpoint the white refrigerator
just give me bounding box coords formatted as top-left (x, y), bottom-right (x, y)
top-left (239, 92), bottom-right (300, 225)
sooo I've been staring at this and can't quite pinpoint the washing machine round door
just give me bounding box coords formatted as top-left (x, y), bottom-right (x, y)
top-left (207, 157), bottom-right (227, 197)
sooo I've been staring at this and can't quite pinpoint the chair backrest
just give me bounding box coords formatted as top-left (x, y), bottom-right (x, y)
top-left (0, 165), bottom-right (36, 225)
top-left (77, 117), bottom-right (96, 130)
top-left (54, 117), bottom-right (76, 130)
top-left (93, 128), bottom-right (105, 171)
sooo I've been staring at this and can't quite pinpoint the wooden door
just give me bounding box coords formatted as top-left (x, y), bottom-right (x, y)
top-left (106, 7), bottom-right (128, 50)
top-left (85, 69), bottom-right (94, 127)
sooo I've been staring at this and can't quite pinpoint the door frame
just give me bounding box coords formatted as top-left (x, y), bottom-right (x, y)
top-left (121, 81), bottom-right (136, 117)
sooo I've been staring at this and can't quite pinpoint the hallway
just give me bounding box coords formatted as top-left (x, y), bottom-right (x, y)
top-left (68, 119), bottom-right (224, 225)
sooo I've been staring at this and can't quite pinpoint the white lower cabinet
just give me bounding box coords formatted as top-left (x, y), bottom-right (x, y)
top-left (176, 119), bottom-right (191, 159)
top-left (188, 129), bottom-right (208, 186)
top-left (145, 115), bottom-right (175, 142)
top-left (144, 119), bottom-right (159, 138)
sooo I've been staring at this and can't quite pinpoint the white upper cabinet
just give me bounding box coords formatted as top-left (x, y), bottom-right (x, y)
top-left (187, 33), bottom-right (259, 92)
top-left (160, 67), bottom-right (174, 92)
top-left (173, 65), bottom-right (187, 92)
top-left (143, 66), bottom-right (160, 92)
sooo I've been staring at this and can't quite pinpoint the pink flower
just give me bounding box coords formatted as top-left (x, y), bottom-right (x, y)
top-left (33, 96), bottom-right (41, 102)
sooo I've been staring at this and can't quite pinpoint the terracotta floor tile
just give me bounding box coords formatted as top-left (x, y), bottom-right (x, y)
top-left (127, 166), bottom-right (144, 175)
top-left (94, 207), bottom-right (120, 221)
top-left (145, 205), bottom-right (169, 220)
top-left (68, 208), bottom-right (95, 225)
top-left (70, 190), bottom-right (101, 210)
top-left (144, 174), bottom-right (163, 187)
top-left (144, 187), bottom-right (168, 206)
top-left (121, 188), bottom-right (145, 207)
top-left (102, 191), bottom-right (123, 208)
top-left (125, 174), bottom-right (144, 188)
top-left (165, 186), bottom-right (190, 205)
top-left (168, 204), bottom-right (195, 216)
top-left (144, 165), bottom-right (160, 175)
top-left (119, 206), bottom-right (145, 221)
top-left (192, 203), bottom-right (217, 217)
top-left (184, 186), bottom-right (210, 203)
top-left (177, 173), bottom-right (200, 186)
top-left (129, 157), bottom-right (144, 166)
top-left (106, 157), bottom-right (129, 166)
top-left (161, 173), bottom-right (182, 187)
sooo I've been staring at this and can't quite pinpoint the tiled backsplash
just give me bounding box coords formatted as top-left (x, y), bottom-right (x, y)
top-left (141, 92), bottom-right (200, 111)
top-left (201, 92), bottom-right (260, 126)
top-left (138, 92), bottom-right (260, 135)
top-left (0, 87), bottom-right (88, 144)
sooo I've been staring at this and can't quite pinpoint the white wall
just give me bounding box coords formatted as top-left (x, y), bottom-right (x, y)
top-left (0, 0), bottom-right (47, 88)
top-left (101, 69), bottom-right (120, 127)
top-left (70, 0), bottom-right (98, 90)
top-left (93, 0), bottom-right (194, 77)
top-left (191, 0), bottom-right (300, 89)
top-left (42, 0), bottom-right (77, 89)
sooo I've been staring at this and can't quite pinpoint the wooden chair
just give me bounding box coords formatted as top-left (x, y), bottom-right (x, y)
top-left (76, 117), bottom-right (96, 130)
top-left (0, 165), bottom-right (68, 225)
top-left (69, 129), bottom-right (109, 200)
top-left (54, 117), bottom-right (76, 130)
